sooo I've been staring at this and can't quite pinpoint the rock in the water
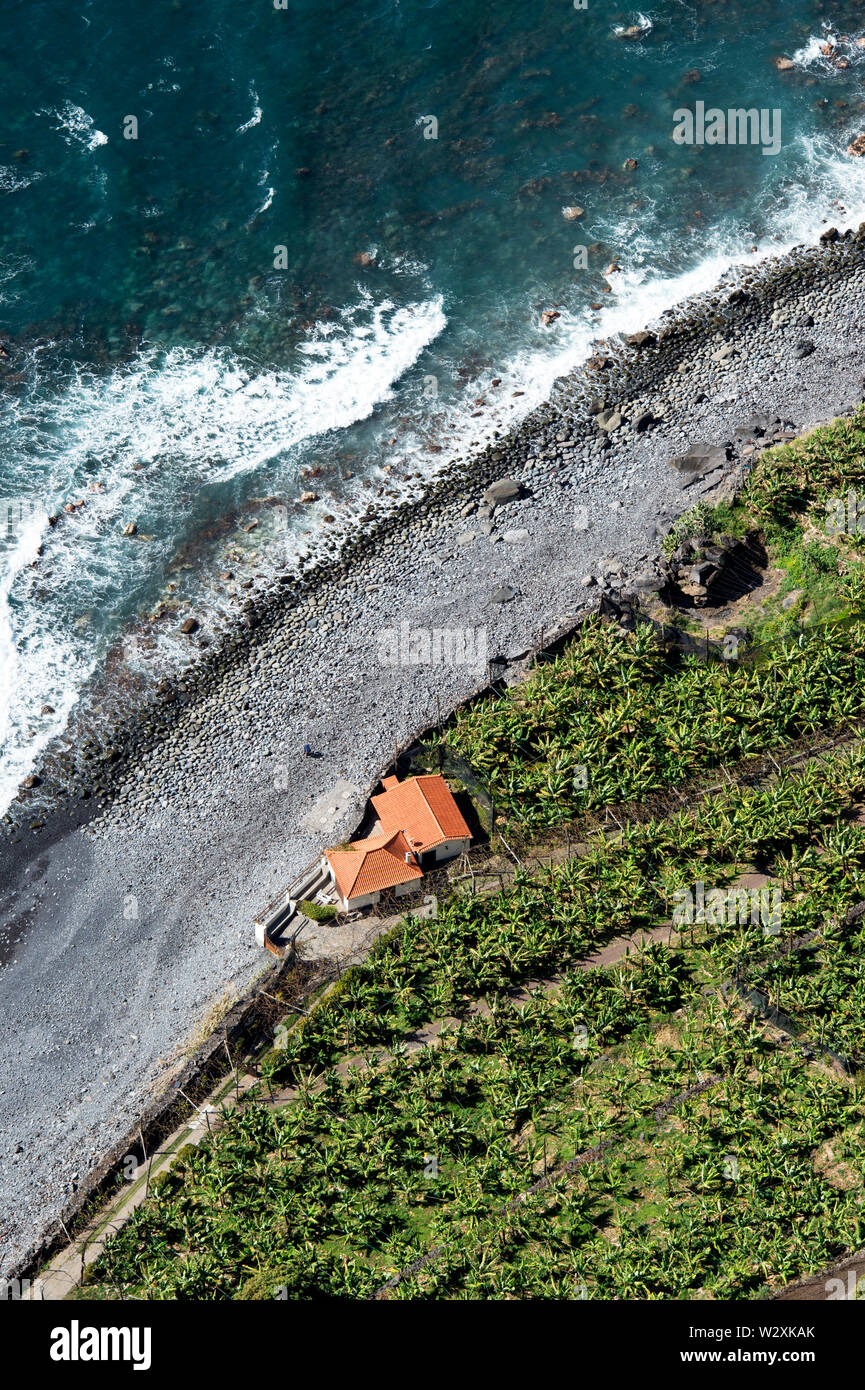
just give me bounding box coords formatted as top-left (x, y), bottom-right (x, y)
top-left (20, 774), bottom-right (41, 789)
top-left (121, 522), bottom-right (137, 536)
top-left (180, 617), bottom-right (200, 634)
top-left (540, 309), bottom-right (560, 326)
top-left (846, 134), bottom-right (865, 157)
top-left (300, 491), bottom-right (318, 503)
top-left (774, 56), bottom-right (794, 71)
top-left (562, 205), bottom-right (584, 220)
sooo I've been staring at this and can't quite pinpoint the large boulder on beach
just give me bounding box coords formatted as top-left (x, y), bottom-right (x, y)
top-left (484, 478), bottom-right (521, 506)
top-left (734, 413), bottom-right (773, 439)
top-left (596, 408), bottom-right (622, 432)
top-left (668, 442), bottom-right (728, 477)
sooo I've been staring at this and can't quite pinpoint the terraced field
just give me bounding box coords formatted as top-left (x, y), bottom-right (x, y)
top-left (79, 412), bottom-right (865, 1299)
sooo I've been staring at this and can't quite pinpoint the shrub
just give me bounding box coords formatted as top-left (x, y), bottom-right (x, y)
top-left (298, 901), bottom-right (338, 922)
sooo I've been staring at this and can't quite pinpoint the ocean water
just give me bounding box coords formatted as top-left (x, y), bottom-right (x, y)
top-left (3, 0), bottom-right (865, 812)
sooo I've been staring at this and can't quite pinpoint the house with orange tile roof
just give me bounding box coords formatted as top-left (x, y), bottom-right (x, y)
top-left (372, 773), bottom-right (472, 866)
top-left (323, 773), bottom-right (472, 912)
top-left (324, 828), bottom-right (423, 913)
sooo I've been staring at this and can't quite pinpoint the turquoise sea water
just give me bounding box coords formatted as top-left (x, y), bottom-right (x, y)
top-left (3, 0), bottom-right (865, 809)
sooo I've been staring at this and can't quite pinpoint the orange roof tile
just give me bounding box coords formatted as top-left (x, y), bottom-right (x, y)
top-left (325, 829), bottom-right (423, 901)
top-left (371, 774), bottom-right (471, 853)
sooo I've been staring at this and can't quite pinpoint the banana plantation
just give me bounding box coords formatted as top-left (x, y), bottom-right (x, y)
top-left (80, 412), bottom-right (865, 1300)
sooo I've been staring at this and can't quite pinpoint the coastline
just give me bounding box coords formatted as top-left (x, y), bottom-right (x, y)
top-left (4, 224), bottom-right (865, 1275)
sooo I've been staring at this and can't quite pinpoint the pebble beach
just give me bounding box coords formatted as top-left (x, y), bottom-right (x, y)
top-left (3, 224), bottom-right (865, 1277)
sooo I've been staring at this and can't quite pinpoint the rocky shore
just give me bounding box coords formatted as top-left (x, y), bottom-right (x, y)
top-left (3, 225), bottom-right (865, 1276)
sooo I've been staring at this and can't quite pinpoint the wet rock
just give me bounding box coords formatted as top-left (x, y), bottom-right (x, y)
top-left (179, 618), bottom-right (200, 635)
top-left (540, 309), bottom-right (560, 326)
top-left (20, 775), bottom-right (41, 789)
top-left (624, 331), bottom-right (656, 349)
top-left (562, 206), bottom-right (584, 220)
top-left (847, 134), bottom-right (865, 157)
top-left (300, 491), bottom-right (319, 503)
top-left (775, 57), bottom-right (794, 72)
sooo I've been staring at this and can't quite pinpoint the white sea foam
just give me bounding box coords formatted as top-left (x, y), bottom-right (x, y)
top-left (0, 291), bottom-right (446, 815)
top-left (0, 165), bottom-right (43, 194)
top-left (612, 12), bottom-right (654, 39)
top-left (391, 125), bottom-right (865, 497)
top-left (0, 502), bottom-right (91, 817)
top-left (42, 101), bottom-right (108, 151)
top-left (791, 29), bottom-right (865, 72)
top-left (237, 89), bottom-right (263, 133)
